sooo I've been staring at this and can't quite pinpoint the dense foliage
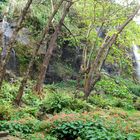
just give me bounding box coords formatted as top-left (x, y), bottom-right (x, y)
top-left (0, 0), bottom-right (140, 139)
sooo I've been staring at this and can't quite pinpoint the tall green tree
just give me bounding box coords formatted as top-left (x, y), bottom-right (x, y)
top-left (34, 0), bottom-right (73, 94)
top-left (15, 0), bottom-right (65, 105)
top-left (0, 0), bottom-right (33, 89)
top-left (67, 0), bottom-right (140, 98)
top-left (83, 5), bottom-right (140, 98)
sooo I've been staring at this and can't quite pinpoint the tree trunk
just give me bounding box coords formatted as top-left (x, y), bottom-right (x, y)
top-left (34, 0), bottom-right (73, 94)
top-left (83, 6), bottom-right (140, 98)
top-left (51, 0), bottom-right (55, 23)
top-left (14, 0), bottom-right (64, 105)
top-left (0, 0), bottom-right (33, 89)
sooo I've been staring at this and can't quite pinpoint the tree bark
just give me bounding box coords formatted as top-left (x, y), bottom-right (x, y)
top-left (14, 0), bottom-right (64, 105)
top-left (83, 6), bottom-right (140, 98)
top-left (0, 0), bottom-right (33, 89)
top-left (51, 0), bottom-right (55, 23)
top-left (34, 0), bottom-right (73, 94)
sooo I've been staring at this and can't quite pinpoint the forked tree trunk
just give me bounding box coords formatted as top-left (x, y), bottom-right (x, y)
top-left (14, 0), bottom-right (64, 105)
top-left (34, 0), bottom-right (73, 94)
top-left (0, 0), bottom-right (33, 89)
top-left (83, 6), bottom-right (140, 99)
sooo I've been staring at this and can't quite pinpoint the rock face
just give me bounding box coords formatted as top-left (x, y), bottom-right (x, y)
top-left (103, 63), bottom-right (120, 75)
top-left (16, 28), bottom-right (30, 45)
top-left (0, 135), bottom-right (21, 140)
top-left (0, 131), bottom-right (21, 140)
top-left (1, 20), bottom-right (134, 83)
top-left (0, 131), bottom-right (9, 137)
top-left (0, 21), bottom-right (31, 75)
top-left (0, 21), bottom-right (18, 74)
top-left (1, 20), bottom-right (81, 83)
top-left (44, 41), bottom-right (81, 84)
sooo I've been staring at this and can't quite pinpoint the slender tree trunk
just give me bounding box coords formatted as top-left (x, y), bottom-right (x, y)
top-left (51, 0), bottom-right (55, 23)
top-left (83, 6), bottom-right (140, 98)
top-left (34, 0), bottom-right (73, 94)
top-left (14, 0), bottom-right (64, 105)
top-left (0, 0), bottom-right (33, 89)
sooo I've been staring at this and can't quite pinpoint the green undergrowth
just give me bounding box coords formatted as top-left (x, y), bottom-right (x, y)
top-left (0, 77), bottom-right (140, 139)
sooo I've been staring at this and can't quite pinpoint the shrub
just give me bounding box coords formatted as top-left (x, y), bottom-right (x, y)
top-left (1, 82), bottom-right (18, 101)
top-left (16, 106), bottom-right (39, 118)
top-left (96, 77), bottom-right (132, 99)
top-left (115, 98), bottom-right (134, 110)
top-left (88, 94), bottom-right (134, 110)
top-left (40, 91), bottom-right (94, 114)
top-left (70, 99), bottom-right (94, 112)
top-left (0, 81), bottom-right (41, 107)
top-left (23, 90), bottom-right (41, 106)
top-left (0, 102), bottom-right (13, 120)
top-left (0, 121), bottom-right (33, 134)
top-left (88, 95), bottom-right (110, 109)
top-left (50, 120), bottom-right (136, 140)
top-left (41, 92), bottom-right (72, 114)
top-left (118, 78), bottom-right (140, 97)
top-left (40, 110), bottom-right (140, 139)
top-left (128, 84), bottom-right (140, 97)
top-left (0, 119), bottom-right (40, 135)
top-left (134, 99), bottom-right (140, 110)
